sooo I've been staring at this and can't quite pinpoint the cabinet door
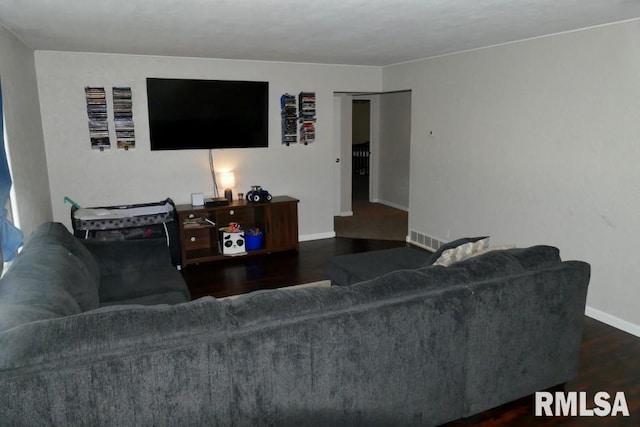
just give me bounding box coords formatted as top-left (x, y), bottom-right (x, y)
top-left (265, 202), bottom-right (298, 250)
top-left (182, 228), bottom-right (211, 250)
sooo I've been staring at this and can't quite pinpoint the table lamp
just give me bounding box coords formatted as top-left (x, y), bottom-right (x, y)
top-left (219, 171), bottom-right (236, 201)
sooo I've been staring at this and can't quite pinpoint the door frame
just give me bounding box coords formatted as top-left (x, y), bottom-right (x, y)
top-left (332, 94), bottom-right (380, 217)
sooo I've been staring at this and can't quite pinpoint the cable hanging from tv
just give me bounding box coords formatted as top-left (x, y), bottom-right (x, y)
top-left (209, 149), bottom-right (219, 198)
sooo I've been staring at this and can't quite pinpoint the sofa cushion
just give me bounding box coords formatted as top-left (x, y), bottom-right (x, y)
top-left (81, 238), bottom-right (189, 304)
top-left (97, 265), bottom-right (189, 304)
top-left (324, 246), bottom-right (431, 286)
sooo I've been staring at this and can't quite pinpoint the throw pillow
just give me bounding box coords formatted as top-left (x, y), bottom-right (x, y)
top-left (462, 244), bottom-right (517, 261)
top-left (432, 237), bottom-right (490, 267)
top-left (424, 236), bottom-right (489, 267)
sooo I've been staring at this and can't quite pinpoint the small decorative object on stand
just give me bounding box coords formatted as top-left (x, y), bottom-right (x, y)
top-left (191, 193), bottom-right (205, 206)
top-left (246, 185), bottom-right (272, 203)
top-left (226, 222), bottom-right (241, 233)
top-left (219, 222), bottom-right (246, 256)
top-left (245, 227), bottom-right (263, 251)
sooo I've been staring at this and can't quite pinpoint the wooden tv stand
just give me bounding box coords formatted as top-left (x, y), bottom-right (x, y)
top-left (176, 196), bottom-right (299, 267)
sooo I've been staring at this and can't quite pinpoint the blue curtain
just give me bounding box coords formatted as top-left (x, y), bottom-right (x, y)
top-left (0, 83), bottom-right (23, 261)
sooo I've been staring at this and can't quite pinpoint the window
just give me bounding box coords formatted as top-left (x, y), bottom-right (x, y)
top-left (0, 80), bottom-right (23, 269)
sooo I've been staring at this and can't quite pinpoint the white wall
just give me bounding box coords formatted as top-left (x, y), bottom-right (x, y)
top-left (383, 19), bottom-right (640, 335)
top-left (34, 52), bottom-right (381, 239)
top-left (0, 26), bottom-right (52, 237)
top-left (376, 91), bottom-right (411, 210)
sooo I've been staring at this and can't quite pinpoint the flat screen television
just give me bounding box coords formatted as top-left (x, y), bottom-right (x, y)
top-left (146, 78), bottom-right (269, 150)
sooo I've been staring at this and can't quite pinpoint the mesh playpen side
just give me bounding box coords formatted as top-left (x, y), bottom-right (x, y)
top-left (71, 198), bottom-right (181, 266)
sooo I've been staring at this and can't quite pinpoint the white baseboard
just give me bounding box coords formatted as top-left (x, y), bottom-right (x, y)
top-left (339, 211), bottom-right (353, 217)
top-left (299, 231), bottom-right (335, 242)
top-left (585, 305), bottom-right (640, 338)
top-left (370, 198), bottom-right (409, 212)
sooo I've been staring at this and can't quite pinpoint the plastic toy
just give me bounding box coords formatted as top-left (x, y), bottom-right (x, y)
top-left (246, 185), bottom-right (272, 203)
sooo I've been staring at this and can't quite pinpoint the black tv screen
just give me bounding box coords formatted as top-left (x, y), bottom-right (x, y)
top-left (146, 78), bottom-right (269, 150)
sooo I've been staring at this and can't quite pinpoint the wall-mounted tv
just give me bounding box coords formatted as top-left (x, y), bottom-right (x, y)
top-left (146, 78), bottom-right (269, 150)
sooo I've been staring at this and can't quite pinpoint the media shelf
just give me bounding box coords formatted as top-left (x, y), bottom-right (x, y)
top-left (176, 196), bottom-right (299, 267)
top-left (298, 91), bottom-right (316, 144)
top-left (280, 93), bottom-right (297, 145)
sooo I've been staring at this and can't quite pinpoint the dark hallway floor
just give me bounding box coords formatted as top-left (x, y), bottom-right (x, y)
top-left (334, 173), bottom-right (408, 241)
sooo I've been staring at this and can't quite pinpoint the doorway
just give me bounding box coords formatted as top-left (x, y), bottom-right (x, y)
top-left (351, 99), bottom-right (371, 202)
top-left (333, 91), bottom-right (411, 241)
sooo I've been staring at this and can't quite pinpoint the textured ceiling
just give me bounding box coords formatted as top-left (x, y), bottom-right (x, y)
top-left (1, 0), bottom-right (640, 66)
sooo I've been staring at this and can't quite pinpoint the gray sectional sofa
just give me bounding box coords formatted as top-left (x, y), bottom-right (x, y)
top-left (0, 223), bottom-right (590, 426)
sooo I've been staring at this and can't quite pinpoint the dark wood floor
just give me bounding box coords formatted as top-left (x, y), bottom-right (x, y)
top-left (181, 237), bottom-right (640, 425)
top-left (181, 237), bottom-right (407, 299)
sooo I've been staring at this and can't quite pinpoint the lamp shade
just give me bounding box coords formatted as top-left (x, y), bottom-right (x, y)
top-left (219, 171), bottom-right (236, 189)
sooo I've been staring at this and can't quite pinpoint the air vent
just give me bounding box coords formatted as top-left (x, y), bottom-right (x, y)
top-left (409, 230), bottom-right (444, 252)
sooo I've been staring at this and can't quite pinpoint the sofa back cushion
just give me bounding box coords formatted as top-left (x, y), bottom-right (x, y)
top-left (495, 245), bottom-right (560, 270)
top-left (0, 296), bottom-right (226, 370)
top-left (417, 245), bottom-right (561, 283)
top-left (221, 276), bottom-right (469, 425)
top-left (0, 223), bottom-right (101, 332)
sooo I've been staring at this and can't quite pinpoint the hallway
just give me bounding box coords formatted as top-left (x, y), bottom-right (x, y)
top-left (334, 174), bottom-right (408, 241)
